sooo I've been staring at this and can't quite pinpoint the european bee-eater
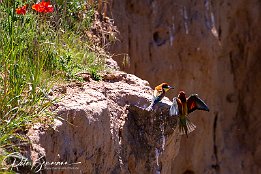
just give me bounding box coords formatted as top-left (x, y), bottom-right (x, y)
top-left (169, 91), bottom-right (209, 137)
top-left (146, 83), bottom-right (174, 111)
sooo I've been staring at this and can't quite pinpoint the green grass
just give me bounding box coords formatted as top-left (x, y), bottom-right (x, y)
top-left (0, 0), bottom-right (107, 172)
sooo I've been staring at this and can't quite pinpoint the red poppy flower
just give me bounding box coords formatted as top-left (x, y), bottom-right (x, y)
top-left (32, 0), bottom-right (54, 13)
top-left (16, 5), bottom-right (27, 15)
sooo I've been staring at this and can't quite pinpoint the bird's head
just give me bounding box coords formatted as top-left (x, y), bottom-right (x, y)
top-left (178, 91), bottom-right (187, 102)
top-left (160, 82), bottom-right (175, 92)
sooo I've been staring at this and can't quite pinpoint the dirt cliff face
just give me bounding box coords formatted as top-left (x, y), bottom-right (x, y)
top-left (109, 0), bottom-right (261, 173)
top-left (27, 70), bottom-right (180, 173)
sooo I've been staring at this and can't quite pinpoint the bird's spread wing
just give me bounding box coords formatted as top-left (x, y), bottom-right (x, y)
top-left (169, 97), bottom-right (180, 116)
top-left (187, 94), bottom-right (209, 113)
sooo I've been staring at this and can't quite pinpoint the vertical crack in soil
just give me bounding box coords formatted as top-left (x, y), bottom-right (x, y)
top-left (212, 112), bottom-right (220, 173)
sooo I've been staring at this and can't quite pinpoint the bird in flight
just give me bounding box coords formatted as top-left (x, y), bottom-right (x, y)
top-left (169, 91), bottom-right (209, 137)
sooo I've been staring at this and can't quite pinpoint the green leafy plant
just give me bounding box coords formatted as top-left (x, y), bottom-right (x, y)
top-left (0, 0), bottom-right (108, 172)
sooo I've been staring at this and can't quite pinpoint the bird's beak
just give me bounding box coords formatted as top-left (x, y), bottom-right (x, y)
top-left (165, 86), bottom-right (174, 92)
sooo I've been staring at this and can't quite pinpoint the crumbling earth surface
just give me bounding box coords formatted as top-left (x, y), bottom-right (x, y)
top-left (27, 69), bottom-right (181, 174)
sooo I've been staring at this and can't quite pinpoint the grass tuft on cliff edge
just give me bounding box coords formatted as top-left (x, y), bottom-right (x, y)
top-left (0, 0), bottom-right (116, 172)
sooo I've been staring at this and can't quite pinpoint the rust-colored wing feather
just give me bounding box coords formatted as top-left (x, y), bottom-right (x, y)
top-left (187, 94), bottom-right (209, 113)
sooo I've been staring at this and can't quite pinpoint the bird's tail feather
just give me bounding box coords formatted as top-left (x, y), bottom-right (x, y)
top-left (178, 117), bottom-right (196, 136)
